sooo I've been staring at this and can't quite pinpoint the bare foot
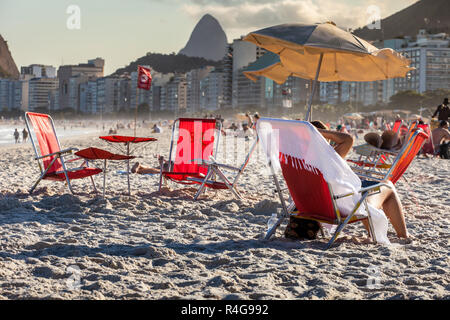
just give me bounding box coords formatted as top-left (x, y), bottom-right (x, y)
top-left (131, 162), bottom-right (140, 173)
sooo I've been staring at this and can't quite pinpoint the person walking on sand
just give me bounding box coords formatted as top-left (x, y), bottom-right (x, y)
top-left (432, 98), bottom-right (450, 122)
top-left (22, 128), bottom-right (28, 143)
top-left (13, 128), bottom-right (20, 143)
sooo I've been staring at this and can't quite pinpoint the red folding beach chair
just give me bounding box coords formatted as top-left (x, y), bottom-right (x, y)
top-left (25, 112), bottom-right (102, 194)
top-left (256, 118), bottom-right (392, 249)
top-left (392, 119), bottom-right (403, 133)
top-left (417, 124), bottom-right (434, 156)
top-left (159, 118), bottom-right (258, 200)
top-left (157, 118), bottom-right (226, 199)
top-left (348, 127), bottom-right (428, 184)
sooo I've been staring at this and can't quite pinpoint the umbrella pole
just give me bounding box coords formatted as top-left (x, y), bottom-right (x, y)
top-left (305, 53), bottom-right (324, 122)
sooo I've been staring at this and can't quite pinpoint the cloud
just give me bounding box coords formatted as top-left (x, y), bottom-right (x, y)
top-left (181, 0), bottom-right (417, 39)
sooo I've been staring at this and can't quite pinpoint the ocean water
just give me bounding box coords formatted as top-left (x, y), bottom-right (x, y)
top-left (0, 125), bottom-right (101, 146)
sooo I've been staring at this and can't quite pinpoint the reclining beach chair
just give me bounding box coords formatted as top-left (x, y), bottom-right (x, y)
top-left (25, 112), bottom-right (102, 194)
top-left (257, 118), bottom-right (393, 249)
top-left (417, 123), bottom-right (434, 156)
top-left (348, 125), bottom-right (428, 184)
top-left (392, 119), bottom-right (403, 133)
top-left (159, 118), bottom-right (257, 200)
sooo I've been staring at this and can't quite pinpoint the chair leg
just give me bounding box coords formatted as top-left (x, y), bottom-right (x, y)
top-left (264, 170), bottom-right (290, 240)
top-left (30, 175), bottom-right (44, 194)
top-left (326, 193), bottom-right (369, 249)
top-left (214, 166), bottom-right (242, 199)
top-left (364, 199), bottom-right (376, 243)
top-left (90, 176), bottom-right (98, 194)
top-left (194, 169), bottom-right (214, 200)
top-left (158, 157), bottom-right (164, 192)
top-left (30, 156), bottom-right (58, 194)
top-left (326, 221), bottom-right (347, 250)
top-left (66, 178), bottom-right (75, 194)
top-left (103, 159), bottom-right (107, 198)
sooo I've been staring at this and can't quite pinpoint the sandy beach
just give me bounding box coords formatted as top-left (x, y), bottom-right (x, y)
top-left (0, 126), bottom-right (448, 300)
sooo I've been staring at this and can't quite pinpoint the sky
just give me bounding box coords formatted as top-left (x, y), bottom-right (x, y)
top-left (0, 0), bottom-right (418, 75)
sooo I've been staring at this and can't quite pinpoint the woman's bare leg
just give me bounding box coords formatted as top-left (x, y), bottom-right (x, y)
top-left (131, 162), bottom-right (160, 174)
top-left (367, 186), bottom-right (409, 239)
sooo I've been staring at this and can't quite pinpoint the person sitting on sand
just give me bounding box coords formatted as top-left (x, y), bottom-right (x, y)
top-left (152, 124), bottom-right (163, 133)
top-left (252, 113), bottom-right (260, 129)
top-left (286, 120), bottom-right (410, 241)
top-left (241, 122), bottom-right (254, 140)
top-left (432, 120), bottom-right (450, 159)
top-left (228, 123), bottom-right (238, 131)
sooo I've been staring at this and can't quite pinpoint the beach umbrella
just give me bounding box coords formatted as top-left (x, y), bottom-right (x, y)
top-left (407, 114), bottom-right (422, 121)
top-left (243, 22), bottom-right (413, 121)
top-left (343, 112), bottom-right (364, 120)
top-left (243, 52), bottom-right (290, 85)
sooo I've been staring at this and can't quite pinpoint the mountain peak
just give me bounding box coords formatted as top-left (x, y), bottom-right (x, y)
top-left (0, 34), bottom-right (20, 79)
top-left (179, 14), bottom-right (228, 61)
top-left (199, 13), bottom-right (216, 21)
top-left (353, 0), bottom-right (450, 41)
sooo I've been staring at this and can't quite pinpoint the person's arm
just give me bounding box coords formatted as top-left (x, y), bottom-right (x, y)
top-left (317, 129), bottom-right (354, 159)
top-left (443, 129), bottom-right (450, 142)
top-left (432, 105), bottom-right (441, 118)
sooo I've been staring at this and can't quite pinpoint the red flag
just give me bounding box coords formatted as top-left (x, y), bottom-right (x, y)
top-left (137, 66), bottom-right (152, 90)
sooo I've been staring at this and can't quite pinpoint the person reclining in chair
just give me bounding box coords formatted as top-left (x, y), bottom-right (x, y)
top-left (131, 155), bottom-right (174, 175)
top-left (286, 120), bottom-right (410, 242)
top-left (432, 120), bottom-right (450, 159)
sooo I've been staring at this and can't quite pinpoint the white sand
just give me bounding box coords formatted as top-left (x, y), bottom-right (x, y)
top-left (0, 127), bottom-right (448, 300)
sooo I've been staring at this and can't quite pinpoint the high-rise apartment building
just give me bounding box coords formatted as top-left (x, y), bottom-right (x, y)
top-left (57, 58), bottom-right (104, 111)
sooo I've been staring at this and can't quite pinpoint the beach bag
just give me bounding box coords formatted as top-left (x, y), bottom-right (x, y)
top-left (285, 216), bottom-right (321, 240)
top-left (439, 142), bottom-right (450, 159)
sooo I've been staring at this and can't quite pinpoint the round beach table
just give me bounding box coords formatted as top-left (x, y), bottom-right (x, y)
top-left (99, 135), bottom-right (157, 195)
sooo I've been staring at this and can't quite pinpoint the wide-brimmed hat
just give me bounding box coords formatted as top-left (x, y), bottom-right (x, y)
top-left (364, 132), bottom-right (383, 148)
top-left (365, 130), bottom-right (399, 150)
top-left (380, 130), bottom-right (399, 149)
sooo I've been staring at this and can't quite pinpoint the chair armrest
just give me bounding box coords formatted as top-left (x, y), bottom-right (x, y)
top-left (35, 148), bottom-right (77, 160)
top-left (333, 182), bottom-right (392, 200)
top-left (358, 182), bottom-right (392, 194)
top-left (353, 143), bottom-right (399, 156)
top-left (65, 157), bottom-right (83, 163)
top-left (191, 158), bottom-right (241, 171)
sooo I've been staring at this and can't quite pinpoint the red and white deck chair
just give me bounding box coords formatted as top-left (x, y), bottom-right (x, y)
top-left (159, 118), bottom-right (256, 200)
top-left (257, 118), bottom-right (393, 249)
top-left (348, 125), bottom-right (428, 184)
top-left (417, 123), bottom-right (434, 156)
top-left (392, 119), bottom-right (403, 133)
top-left (25, 112), bottom-right (102, 194)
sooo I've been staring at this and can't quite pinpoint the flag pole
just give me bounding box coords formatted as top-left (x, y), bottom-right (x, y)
top-left (134, 66), bottom-right (139, 137)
